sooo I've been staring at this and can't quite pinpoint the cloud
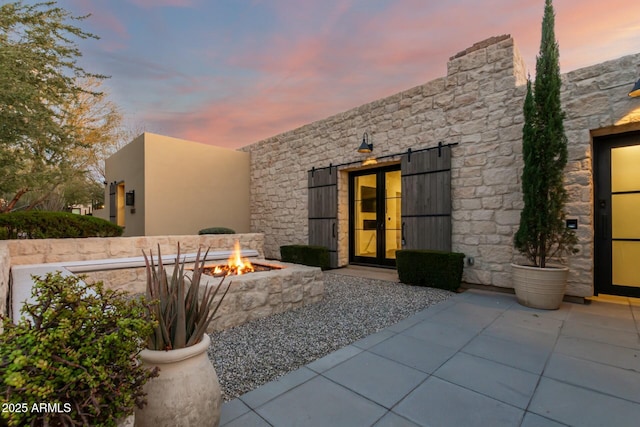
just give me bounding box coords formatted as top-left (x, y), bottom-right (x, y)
top-left (80, 0), bottom-right (640, 150)
top-left (68, 0), bottom-right (130, 45)
top-left (127, 0), bottom-right (199, 9)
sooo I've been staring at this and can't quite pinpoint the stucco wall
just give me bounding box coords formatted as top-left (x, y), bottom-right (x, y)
top-left (105, 133), bottom-right (251, 237)
top-left (105, 135), bottom-right (146, 235)
top-left (240, 34), bottom-right (640, 298)
top-left (144, 133), bottom-right (251, 236)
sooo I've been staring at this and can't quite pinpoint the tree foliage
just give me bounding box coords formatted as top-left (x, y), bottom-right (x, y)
top-left (514, 0), bottom-right (577, 267)
top-left (0, 272), bottom-right (157, 426)
top-left (0, 1), bottom-right (112, 213)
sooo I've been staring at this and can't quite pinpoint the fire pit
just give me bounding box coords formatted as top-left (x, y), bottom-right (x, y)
top-left (202, 241), bottom-right (281, 277)
top-left (194, 241), bottom-right (324, 333)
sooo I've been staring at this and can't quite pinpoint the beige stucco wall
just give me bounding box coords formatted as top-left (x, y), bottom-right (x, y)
top-left (105, 133), bottom-right (250, 236)
top-left (240, 34), bottom-right (640, 298)
top-left (144, 133), bottom-right (250, 236)
top-left (105, 134), bottom-right (146, 235)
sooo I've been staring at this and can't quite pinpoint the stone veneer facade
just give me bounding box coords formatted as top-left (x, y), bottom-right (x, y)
top-left (240, 35), bottom-right (640, 298)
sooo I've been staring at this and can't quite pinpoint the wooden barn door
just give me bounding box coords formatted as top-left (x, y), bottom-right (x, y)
top-left (401, 145), bottom-right (452, 251)
top-left (308, 166), bottom-right (338, 268)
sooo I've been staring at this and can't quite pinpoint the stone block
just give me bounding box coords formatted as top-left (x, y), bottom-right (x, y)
top-left (495, 210), bottom-right (521, 226)
top-left (482, 167), bottom-right (517, 186)
top-left (282, 284), bottom-right (303, 303)
top-left (239, 291), bottom-right (269, 311)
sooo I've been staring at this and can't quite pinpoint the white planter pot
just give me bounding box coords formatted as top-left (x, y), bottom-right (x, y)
top-left (511, 263), bottom-right (568, 310)
top-left (135, 334), bottom-right (221, 427)
top-left (117, 414), bottom-right (135, 427)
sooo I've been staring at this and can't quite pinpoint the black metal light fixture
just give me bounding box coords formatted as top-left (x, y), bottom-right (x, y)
top-left (125, 190), bottom-right (135, 206)
top-left (357, 132), bottom-right (373, 153)
top-left (629, 79), bottom-right (640, 97)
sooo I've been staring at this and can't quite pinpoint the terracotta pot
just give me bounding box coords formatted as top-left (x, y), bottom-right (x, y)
top-left (135, 334), bottom-right (221, 427)
top-left (511, 263), bottom-right (568, 310)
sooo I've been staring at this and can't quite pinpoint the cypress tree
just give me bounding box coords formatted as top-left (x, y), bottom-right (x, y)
top-left (514, 0), bottom-right (577, 267)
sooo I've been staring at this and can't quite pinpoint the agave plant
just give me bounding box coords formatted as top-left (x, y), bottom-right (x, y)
top-left (142, 244), bottom-right (230, 351)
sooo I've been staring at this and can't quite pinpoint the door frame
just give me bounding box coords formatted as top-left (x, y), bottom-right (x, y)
top-left (593, 131), bottom-right (640, 297)
top-left (348, 165), bottom-right (401, 267)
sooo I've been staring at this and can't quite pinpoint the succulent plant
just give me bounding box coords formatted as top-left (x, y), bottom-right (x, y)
top-left (143, 244), bottom-right (230, 351)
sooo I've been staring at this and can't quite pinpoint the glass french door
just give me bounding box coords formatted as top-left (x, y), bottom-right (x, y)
top-left (349, 166), bottom-right (401, 267)
top-left (594, 133), bottom-right (640, 297)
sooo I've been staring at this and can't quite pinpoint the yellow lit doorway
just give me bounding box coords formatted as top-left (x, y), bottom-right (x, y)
top-left (594, 132), bottom-right (640, 297)
top-left (349, 166), bottom-right (401, 267)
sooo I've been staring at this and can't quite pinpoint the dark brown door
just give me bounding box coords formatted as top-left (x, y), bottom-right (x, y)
top-left (401, 145), bottom-right (452, 251)
top-left (308, 166), bottom-right (338, 268)
top-left (594, 132), bottom-right (640, 297)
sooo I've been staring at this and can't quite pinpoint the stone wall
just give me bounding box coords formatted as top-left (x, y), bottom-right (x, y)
top-left (241, 35), bottom-right (529, 291)
top-left (1, 234), bottom-right (264, 317)
top-left (0, 243), bottom-right (10, 330)
top-left (202, 261), bottom-right (324, 332)
top-left (560, 52), bottom-right (640, 296)
top-left (6, 234), bottom-right (264, 266)
top-left (240, 34), bottom-right (640, 298)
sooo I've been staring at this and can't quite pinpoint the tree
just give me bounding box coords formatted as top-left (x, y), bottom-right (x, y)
top-left (0, 1), bottom-right (105, 213)
top-left (514, 0), bottom-right (577, 268)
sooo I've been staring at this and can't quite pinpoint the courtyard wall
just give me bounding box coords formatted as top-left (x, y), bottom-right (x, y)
top-left (240, 34), bottom-right (640, 297)
top-left (0, 234), bottom-right (264, 318)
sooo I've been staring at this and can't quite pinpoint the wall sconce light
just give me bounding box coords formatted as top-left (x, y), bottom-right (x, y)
top-left (357, 132), bottom-right (373, 153)
top-left (125, 190), bottom-right (135, 206)
top-left (629, 79), bottom-right (640, 97)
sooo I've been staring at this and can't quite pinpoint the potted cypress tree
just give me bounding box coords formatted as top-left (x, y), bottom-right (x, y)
top-left (135, 245), bottom-right (230, 427)
top-left (512, 0), bottom-right (578, 309)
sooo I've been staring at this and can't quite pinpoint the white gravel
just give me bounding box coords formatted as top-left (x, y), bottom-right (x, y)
top-left (207, 272), bottom-right (452, 401)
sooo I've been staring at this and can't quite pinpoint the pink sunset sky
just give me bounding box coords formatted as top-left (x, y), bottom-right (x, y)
top-left (54, 0), bottom-right (639, 149)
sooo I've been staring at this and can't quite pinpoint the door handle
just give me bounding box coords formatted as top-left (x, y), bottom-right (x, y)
top-left (402, 222), bottom-right (406, 246)
top-left (332, 222), bottom-right (336, 238)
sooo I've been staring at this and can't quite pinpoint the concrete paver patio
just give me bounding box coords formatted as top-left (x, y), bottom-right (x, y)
top-left (219, 283), bottom-right (640, 427)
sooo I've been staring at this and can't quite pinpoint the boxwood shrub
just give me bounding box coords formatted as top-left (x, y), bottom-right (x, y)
top-left (396, 249), bottom-right (465, 291)
top-left (0, 211), bottom-right (123, 239)
top-left (198, 227), bottom-right (236, 235)
top-left (280, 245), bottom-right (330, 270)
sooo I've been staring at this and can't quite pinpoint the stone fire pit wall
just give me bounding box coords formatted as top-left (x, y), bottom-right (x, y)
top-left (0, 234), bottom-right (264, 319)
top-left (195, 260), bottom-right (324, 332)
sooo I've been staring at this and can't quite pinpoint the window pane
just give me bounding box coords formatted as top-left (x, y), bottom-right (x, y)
top-left (612, 194), bottom-right (640, 239)
top-left (611, 145), bottom-right (640, 193)
top-left (612, 241), bottom-right (640, 288)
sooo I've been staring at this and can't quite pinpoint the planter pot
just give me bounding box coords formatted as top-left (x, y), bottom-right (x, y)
top-left (117, 414), bottom-right (135, 427)
top-left (135, 334), bottom-right (221, 427)
top-left (511, 263), bottom-right (569, 310)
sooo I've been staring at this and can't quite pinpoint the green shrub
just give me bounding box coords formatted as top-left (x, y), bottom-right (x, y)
top-left (396, 249), bottom-right (465, 291)
top-left (0, 211), bottom-right (123, 239)
top-left (280, 245), bottom-right (330, 270)
top-left (0, 272), bottom-right (158, 426)
top-left (198, 227), bottom-right (236, 235)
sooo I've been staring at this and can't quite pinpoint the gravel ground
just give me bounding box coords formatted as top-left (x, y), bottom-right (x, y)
top-left (207, 272), bottom-right (452, 401)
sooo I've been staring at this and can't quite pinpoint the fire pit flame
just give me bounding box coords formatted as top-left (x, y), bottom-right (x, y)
top-left (212, 241), bottom-right (254, 276)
